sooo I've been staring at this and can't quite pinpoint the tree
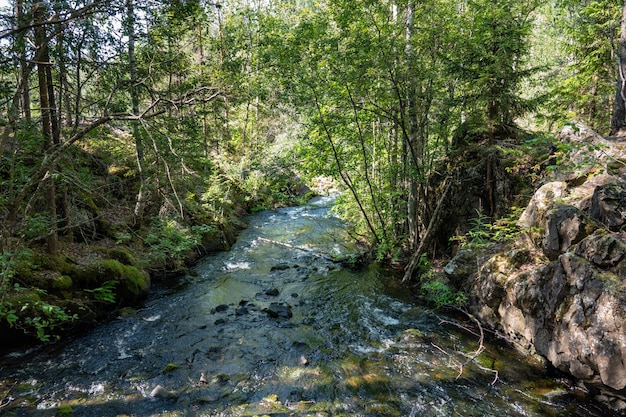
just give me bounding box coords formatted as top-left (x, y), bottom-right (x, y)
top-left (611, 0), bottom-right (626, 134)
top-left (126, 0), bottom-right (146, 225)
top-left (452, 0), bottom-right (538, 138)
top-left (552, 0), bottom-right (621, 133)
top-left (265, 0), bottom-right (458, 262)
top-left (33, 1), bottom-right (60, 254)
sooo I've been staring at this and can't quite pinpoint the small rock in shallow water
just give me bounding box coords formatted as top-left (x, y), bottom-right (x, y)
top-left (235, 307), bottom-right (249, 315)
top-left (271, 263), bottom-right (291, 271)
top-left (264, 303), bottom-right (292, 318)
top-left (150, 385), bottom-right (177, 400)
top-left (265, 288), bottom-right (280, 296)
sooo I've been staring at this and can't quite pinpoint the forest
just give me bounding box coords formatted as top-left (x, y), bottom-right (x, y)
top-left (0, 0), bottom-right (624, 344)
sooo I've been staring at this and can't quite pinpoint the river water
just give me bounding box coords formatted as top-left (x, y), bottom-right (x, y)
top-left (0, 196), bottom-right (608, 416)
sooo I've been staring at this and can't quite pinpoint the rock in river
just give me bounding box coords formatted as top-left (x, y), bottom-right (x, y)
top-left (264, 303), bottom-right (292, 319)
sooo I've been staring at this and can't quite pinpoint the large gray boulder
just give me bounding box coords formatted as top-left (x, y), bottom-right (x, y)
top-left (446, 122), bottom-right (626, 411)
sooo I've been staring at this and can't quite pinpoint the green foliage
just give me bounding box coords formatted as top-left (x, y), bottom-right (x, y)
top-left (541, 0), bottom-right (621, 131)
top-left (145, 217), bottom-right (206, 269)
top-left (450, 0), bottom-right (539, 130)
top-left (84, 280), bottom-right (117, 303)
top-left (421, 280), bottom-right (468, 310)
top-left (0, 250), bottom-right (77, 342)
top-left (21, 213), bottom-right (53, 241)
top-left (453, 207), bottom-right (524, 249)
top-left (2, 285), bottom-right (78, 342)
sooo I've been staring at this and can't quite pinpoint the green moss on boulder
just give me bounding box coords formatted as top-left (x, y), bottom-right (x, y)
top-left (33, 253), bottom-right (77, 276)
top-left (73, 259), bottom-right (150, 304)
top-left (52, 275), bottom-right (73, 290)
top-left (105, 247), bottom-right (136, 266)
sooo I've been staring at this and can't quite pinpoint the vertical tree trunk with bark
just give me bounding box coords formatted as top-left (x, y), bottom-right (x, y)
top-left (127, 0), bottom-right (146, 227)
top-left (405, 0), bottom-right (421, 251)
top-left (611, 0), bottom-right (626, 135)
top-left (16, 0), bottom-right (31, 122)
top-left (34, 2), bottom-right (59, 254)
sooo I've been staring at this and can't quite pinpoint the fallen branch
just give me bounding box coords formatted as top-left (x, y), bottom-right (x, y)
top-left (257, 237), bottom-right (338, 262)
top-left (403, 176), bottom-right (453, 282)
top-left (439, 311), bottom-right (500, 386)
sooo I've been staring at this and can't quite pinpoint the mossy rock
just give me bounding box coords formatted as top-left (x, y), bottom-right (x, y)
top-left (52, 275), bottom-right (73, 290)
top-left (397, 328), bottom-right (425, 345)
top-left (162, 363), bottom-right (180, 373)
top-left (72, 259), bottom-right (150, 304)
top-left (55, 405), bottom-right (73, 417)
top-left (5, 289), bottom-right (41, 305)
top-left (14, 259), bottom-right (34, 281)
top-left (607, 158), bottom-right (626, 175)
top-left (33, 253), bottom-right (78, 276)
top-left (105, 247), bottom-right (136, 266)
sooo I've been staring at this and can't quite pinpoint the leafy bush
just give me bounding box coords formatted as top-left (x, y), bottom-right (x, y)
top-left (452, 207), bottom-right (523, 249)
top-left (1, 285), bottom-right (77, 342)
top-left (84, 280), bottom-right (117, 303)
top-left (421, 280), bottom-right (467, 310)
top-left (145, 217), bottom-right (211, 270)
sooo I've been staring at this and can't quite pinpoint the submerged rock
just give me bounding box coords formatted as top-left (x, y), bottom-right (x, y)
top-left (150, 385), bottom-right (178, 401)
top-left (270, 263), bottom-right (291, 271)
top-left (213, 304), bottom-right (229, 313)
top-left (265, 287), bottom-right (280, 296)
top-left (264, 303), bottom-right (293, 319)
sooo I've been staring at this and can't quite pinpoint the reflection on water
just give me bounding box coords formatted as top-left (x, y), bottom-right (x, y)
top-left (0, 197), bottom-right (609, 416)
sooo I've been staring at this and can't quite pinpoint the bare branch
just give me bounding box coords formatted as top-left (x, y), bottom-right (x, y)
top-left (0, 1), bottom-right (109, 41)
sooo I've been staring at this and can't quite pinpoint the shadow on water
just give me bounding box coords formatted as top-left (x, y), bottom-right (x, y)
top-left (0, 196), bottom-right (612, 416)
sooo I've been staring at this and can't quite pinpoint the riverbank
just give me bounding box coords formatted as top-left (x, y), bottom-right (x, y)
top-left (0, 130), bottom-right (315, 349)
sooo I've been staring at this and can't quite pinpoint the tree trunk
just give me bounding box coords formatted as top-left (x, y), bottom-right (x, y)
top-left (34, 2), bottom-right (59, 254)
top-left (16, 0), bottom-right (31, 122)
top-left (405, 0), bottom-right (421, 251)
top-left (127, 0), bottom-right (146, 227)
top-left (611, 0), bottom-right (626, 135)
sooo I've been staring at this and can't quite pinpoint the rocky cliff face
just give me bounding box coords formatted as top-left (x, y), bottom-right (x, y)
top-left (445, 123), bottom-right (626, 411)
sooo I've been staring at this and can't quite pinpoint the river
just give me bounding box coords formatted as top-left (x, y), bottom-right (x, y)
top-left (0, 196), bottom-right (608, 416)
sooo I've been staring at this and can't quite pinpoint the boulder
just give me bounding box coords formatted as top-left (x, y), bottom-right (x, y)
top-left (541, 205), bottom-right (596, 260)
top-left (588, 182), bottom-right (626, 231)
top-left (554, 122), bottom-right (626, 183)
top-left (447, 122), bottom-right (626, 412)
top-left (517, 181), bottom-right (567, 229)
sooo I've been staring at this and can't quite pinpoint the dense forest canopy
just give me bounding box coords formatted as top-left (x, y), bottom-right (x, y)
top-left (0, 0), bottom-right (624, 340)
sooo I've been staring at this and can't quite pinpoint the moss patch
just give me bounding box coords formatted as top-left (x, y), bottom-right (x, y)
top-left (52, 275), bottom-right (73, 290)
top-left (162, 363), bottom-right (180, 373)
top-left (104, 247), bottom-right (136, 266)
top-left (72, 259), bottom-right (150, 304)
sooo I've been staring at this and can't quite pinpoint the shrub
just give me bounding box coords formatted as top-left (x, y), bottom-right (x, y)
top-left (421, 280), bottom-right (467, 310)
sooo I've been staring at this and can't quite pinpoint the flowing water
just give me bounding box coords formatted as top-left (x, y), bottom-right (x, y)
top-left (0, 196), bottom-right (608, 416)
